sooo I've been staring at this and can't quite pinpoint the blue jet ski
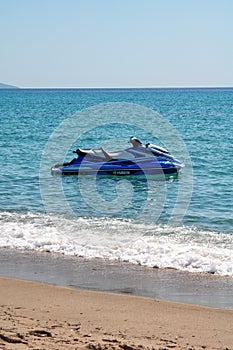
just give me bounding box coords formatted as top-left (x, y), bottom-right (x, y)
top-left (51, 137), bottom-right (184, 176)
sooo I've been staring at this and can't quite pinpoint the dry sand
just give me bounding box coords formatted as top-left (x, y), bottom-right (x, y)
top-left (0, 276), bottom-right (233, 350)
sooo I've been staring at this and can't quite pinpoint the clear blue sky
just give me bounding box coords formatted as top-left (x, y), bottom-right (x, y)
top-left (1, 0), bottom-right (232, 88)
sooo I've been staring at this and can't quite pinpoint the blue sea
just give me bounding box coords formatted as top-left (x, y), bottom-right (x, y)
top-left (1, 88), bottom-right (233, 277)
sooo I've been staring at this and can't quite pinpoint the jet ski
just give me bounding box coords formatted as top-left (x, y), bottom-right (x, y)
top-left (51, 137), bottom-right (184, 176)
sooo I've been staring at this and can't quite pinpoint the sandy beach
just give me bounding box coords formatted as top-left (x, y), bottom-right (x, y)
top-left (1, 276), bottom-right (233, 350)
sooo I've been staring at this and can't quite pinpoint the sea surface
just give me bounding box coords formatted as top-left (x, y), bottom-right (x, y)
top-left (1, 88), bottom-right (233, 277)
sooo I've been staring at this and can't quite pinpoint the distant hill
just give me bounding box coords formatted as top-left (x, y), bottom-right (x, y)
top-left (0, 82), bottom-right (19, 89)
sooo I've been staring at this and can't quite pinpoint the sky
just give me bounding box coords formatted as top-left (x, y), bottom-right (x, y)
top-left (0, 0), bottom-right (232, 88)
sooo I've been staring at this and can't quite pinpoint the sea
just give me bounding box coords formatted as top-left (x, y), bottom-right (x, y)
top-left (1, 88), bottom-right (233, 277)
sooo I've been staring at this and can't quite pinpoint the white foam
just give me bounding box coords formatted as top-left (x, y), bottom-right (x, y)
top-left (1, 212), bottom-right (233, 277)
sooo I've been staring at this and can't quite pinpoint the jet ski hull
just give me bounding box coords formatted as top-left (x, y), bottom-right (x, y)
top-left (51, 158), bottom-right (183, 176)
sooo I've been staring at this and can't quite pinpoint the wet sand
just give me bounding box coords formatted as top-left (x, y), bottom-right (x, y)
top-left (1, 248), bottom-right (233, 308)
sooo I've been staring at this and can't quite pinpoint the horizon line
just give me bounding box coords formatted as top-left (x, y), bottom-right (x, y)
top-left (8, 85), bottom-right (233, 90)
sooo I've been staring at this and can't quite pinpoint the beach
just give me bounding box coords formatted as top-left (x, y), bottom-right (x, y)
top-left (1, 0), bottom-right (233, 346)
top-left (1, 276), bottom-right (233, 350)
top-left (1, 249), bottom-right (233, 349)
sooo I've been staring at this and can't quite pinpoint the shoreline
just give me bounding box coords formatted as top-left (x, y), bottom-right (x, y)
top-left (1, 248), bottom-right (233, 309)
top-left (1, 248), bottom-right (233, 348)
top-left (1, 276), bottom-right (233, 350)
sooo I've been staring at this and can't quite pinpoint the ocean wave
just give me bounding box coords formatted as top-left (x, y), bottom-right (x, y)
top-left (1, 211), bottom-right (233, 277)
